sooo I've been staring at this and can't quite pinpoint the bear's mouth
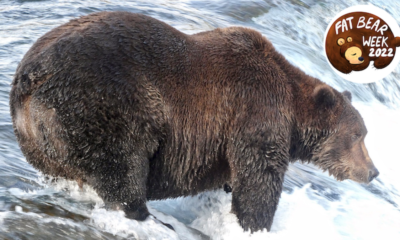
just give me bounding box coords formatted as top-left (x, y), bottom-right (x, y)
top-left (329, 169), bottom-right (350, 182)
top-left (348, 58), bottom-right (364, 65)
top-left (317, 159), bottom-right (351, 182)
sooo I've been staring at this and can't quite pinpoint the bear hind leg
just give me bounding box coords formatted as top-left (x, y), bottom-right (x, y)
top-left (373, 56), bottom-right (393, 69)
top-left (92, 150), bottom-right (174, 230)
top-left (88, 149), bottom-right (151, 221)
top-left (13, 96), bottom-right (86, 182)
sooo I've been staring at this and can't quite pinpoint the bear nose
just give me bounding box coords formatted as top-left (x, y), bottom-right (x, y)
top-left (358, 56), bottom-right (364, 61)
top-left (368, 167), bottom-right (379, 183)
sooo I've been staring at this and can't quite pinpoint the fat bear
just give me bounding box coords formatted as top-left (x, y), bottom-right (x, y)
top-left (10, 12), bottom-right (379, 232)
top-left (326, 12), bottom-right (400, 74)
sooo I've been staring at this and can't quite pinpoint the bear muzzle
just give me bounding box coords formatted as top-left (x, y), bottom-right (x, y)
top-left (367, 166), bottom-right (379, 183)
top-left (349, 163), bottom-right (379, 184)
top-left (348, 142), bottom-right (379, 184)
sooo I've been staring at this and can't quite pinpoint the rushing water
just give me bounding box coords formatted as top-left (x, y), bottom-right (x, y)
top-left (1, 0), bottom-right (400, 239)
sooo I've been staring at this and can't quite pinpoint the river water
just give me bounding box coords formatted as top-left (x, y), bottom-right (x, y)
top-left (0, 0), bottom-right (399, 239)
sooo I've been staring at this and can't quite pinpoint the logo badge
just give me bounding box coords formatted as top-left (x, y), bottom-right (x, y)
top-left (324, 6), bottom-right (400, 83)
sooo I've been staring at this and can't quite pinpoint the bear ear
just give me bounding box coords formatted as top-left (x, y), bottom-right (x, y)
top-left (342, 90), bottom-right (352, 101)
top-left (313, 85), bottom-right (336, 109)
top-left (347, 37), bottom-right (353, 43)
top-left (337, 38), bottom-right (345, 46)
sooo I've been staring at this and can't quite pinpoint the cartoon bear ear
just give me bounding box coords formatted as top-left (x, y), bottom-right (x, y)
top-left (337, 38), bottom-right (345, 46)
top-left (342, 90), bottom-right (352, 101)
top-left (313, 85), bottom-right (336, 109)
top-left (347, 37), bottom-right (353, 42)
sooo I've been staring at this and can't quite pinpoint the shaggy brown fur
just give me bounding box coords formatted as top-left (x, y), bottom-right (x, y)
top-left (10, 12), bottom-right (379, 232)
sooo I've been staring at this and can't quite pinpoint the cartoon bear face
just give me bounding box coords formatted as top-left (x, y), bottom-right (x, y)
top-left (337, 37), bottom-right (364, 65)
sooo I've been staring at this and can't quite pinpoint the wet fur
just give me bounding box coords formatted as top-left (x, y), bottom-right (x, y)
top-left (10, 12), bottom-right (372, 232)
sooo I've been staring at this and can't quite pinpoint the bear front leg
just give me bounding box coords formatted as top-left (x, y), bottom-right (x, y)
top-left (229, 140), bottom-right (288, 232)
top-left (231, 168), bottom-right (285, 232)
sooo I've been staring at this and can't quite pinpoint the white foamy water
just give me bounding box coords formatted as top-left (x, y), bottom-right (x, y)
top-left (1, 0), bottom-right (400, 239)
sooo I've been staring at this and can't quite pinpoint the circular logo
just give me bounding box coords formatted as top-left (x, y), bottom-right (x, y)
top-left (324, 5), bottom-right (400, 83)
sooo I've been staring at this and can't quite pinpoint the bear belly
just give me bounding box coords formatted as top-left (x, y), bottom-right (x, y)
top-left (146, 148), bottom-right (231, 199)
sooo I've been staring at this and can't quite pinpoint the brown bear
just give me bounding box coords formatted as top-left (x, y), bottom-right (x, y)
top-left (326, 12), bottom-right (400, 74)
top-left (10, 11), bottom-right (379, 232)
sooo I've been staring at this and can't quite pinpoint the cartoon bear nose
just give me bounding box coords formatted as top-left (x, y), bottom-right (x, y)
top-left (358, 57), bottom-right (364, 61)
top-left (368, 167), bottom-right (379, 182)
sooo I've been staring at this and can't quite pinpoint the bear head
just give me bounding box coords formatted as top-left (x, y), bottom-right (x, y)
top-left (305, 86), bottom-right (379, 183)
top-left (338, 37), bottom-right (365, 65)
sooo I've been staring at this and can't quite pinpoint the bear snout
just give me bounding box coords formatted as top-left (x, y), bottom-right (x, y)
top-left (368, 167), bottom-right (379, 183)
top-left (346, 141), bottom-right (379, 184)
top-left (350, 164), bottom-right (379, 184)
top-left (358, 56), bottom-right (364, 61)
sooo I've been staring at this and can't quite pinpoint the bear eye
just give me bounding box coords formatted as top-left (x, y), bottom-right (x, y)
top-left (351, 134), bottom-right (361, 141)
top-left (351, 53), bottom-right (357, 56)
